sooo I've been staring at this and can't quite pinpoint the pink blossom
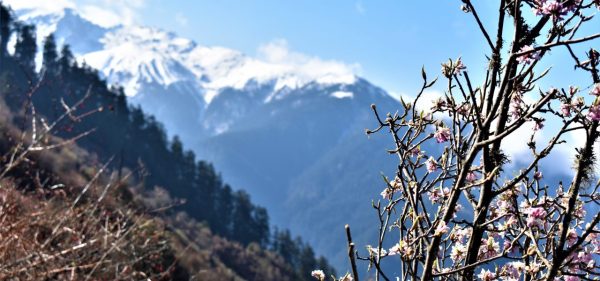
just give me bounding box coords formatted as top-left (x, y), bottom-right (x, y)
top-left (388, 243), bottom-right (402, 256)
top-left (456, 103), bottom-right (471, 116)
top-left (516, 45), bottom-right (541, 64)
top-left (311, 270), bottom-right (325, 280)
top-left (434, 221), bottom-right (450, 236)
top-left (533, 171), bottom-right (543, 180)
top-left (434, 127), bottom-right (451, 143)
top-left (380, 188), bottom-right (393, 200)
top-left (388, 240), bottom-right (414, 257)
top-left (501, 262), bottom-right (524, 280)
top-left (466, 171), bottom-right (477, 183)
top-left (526, 207), bottom-right (547, 228)
top-left (428, 188), bottom-right (442, 204)
top-left (496, 198), bottom-right (514, 217)
top-left (509, 92), bottom-right (524, 119)
top-left (452, 227), bottom-right (472, 243)
top-left (432, 97), bottom-right (447, 111)
top-left (477, 269), bottom-right (496, 281)
top-left (533, 0), bottom-right (574, 21)
top-left (575, 251), bottom-right (594, 269)
top-left (574, 200), bottom-right (586, 218)
top-left (560, 103), bottom-right (572, 117)
top-left (569, 85), bottom-right (579, 95)
top-left (426, 156), bottom-right (438, 173)
top-left (587, 104), bottom-right (600, 121)
top-left (542, 1), bottom-right (567, 21)
top-left (454, 203), bottom-right (463, 218)
top-left (479, 237), bottom-right (500, 259)
top-left (566, 228), bottom-right (578, 246)
top-left (572, 97), bottom-right (585, 108)
top-left (381, 176), bottom-right (401, 200)
top-left (450, 243), bottom-right (467, 263)
top-left (367, 245), bottom-right (387, 257)
top-left (408, 146), bottom-right (421, 157)
top-left (428, 187), bottom-right (449, 204)
top-left (591, 83), bottom-right (600, 96)
top-left (586, 233), bottom-right (600, 253)
top-left (564, 276), bottom-right (580, 281)
top-left (454, 58), bottom-right (467, 75)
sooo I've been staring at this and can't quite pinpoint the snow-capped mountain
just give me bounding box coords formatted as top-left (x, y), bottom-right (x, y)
top-left (12, 6), bottom-right (402, 269)
top-left (15, 6), bottom-right (360, 145)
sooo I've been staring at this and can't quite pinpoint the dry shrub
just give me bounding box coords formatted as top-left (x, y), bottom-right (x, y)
top-left (0, 178), bottom-right (182, 280)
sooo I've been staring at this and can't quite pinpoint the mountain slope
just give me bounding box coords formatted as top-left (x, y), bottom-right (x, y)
top-left (13, 6), bottom-right (400, 269)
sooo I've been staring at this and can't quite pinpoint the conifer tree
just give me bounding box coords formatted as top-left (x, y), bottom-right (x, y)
top-left (14, 24), bottom-right (37, 75)
top-left (58, 45), bottom-right (74, 76)
top-left (41, 34), bottom-right (58, 76)
top-left (0, 4), bottom-right (11, 56)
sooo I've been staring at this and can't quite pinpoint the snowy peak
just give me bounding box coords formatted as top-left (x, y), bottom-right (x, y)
top-left (10, 4), bottom-right (378, 142)
top-left (100, 25), bottom-right (196, 53)
top-left (81, 26), bottom-right (199, 96)
top-left (14, 6), bottom-right (360, 105)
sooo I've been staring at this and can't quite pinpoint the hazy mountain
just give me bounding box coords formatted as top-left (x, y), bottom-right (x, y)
top-left (14, 6), bottom-right (408, 269)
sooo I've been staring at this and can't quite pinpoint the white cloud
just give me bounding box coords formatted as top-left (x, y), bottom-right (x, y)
top-left (254, 39), bottom-right (360, 88)
top-left (4, 0), bottom-right (145, 27)
top-left (80, 0), bottom-right (146, 26)
top-left (175, 12), bottom-right (188, 27)
top-left (3, 0), bottom-right (76, 14)
top-left (80, 5), bottom-right (122, 27)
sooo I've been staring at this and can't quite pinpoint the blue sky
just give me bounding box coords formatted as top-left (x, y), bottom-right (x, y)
top-left (140, 0), bottom-right (493, 97)
top-left (9, 1), bottom-right (599, 99)
top-left (131, 1), bottom-right (599, 97)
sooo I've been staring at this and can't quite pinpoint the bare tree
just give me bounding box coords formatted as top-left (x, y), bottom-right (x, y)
top-left (316, 1), bottom-right (600, 281)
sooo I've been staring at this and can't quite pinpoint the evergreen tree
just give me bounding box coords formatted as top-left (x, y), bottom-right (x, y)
top-left (231, 190), bottom-right (257, 245)
top-left (41, 34), bottom-right (58, 76)
top-left (252, 206), bottom-right (270, 247)
top-left (298, 245), bottom-right (317, 281)
top-left (58, 45), bottom-right (75, 76)
top-left (0, 4), bottom-right (11, 56)
top-left (272, 229), bottom-right (299, 267)
top-left (14, 24), bottom-right (37, 75)
top-left (214, 184), bottom-right (233, 237)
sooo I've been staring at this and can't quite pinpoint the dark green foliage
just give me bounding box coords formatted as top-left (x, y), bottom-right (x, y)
top-left (41, 34), bottom-right (58, 76)
top-left (231, 190), bottom-right (270, 246)
top-left (58, 45), bottom-right (74, 76)
top-left (14, 24), bottom-right (36, 76)
top-left (0, 3), bottom-right (11, 56)
top-left (272, 228), bottom-right (337, 280)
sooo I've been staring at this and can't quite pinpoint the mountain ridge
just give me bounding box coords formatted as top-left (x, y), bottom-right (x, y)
top-left (12, 5), bottom-right (402, 270)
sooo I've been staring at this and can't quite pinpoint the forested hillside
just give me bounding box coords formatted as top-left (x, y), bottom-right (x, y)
top-left (0, 3), bottom-right (335, 280)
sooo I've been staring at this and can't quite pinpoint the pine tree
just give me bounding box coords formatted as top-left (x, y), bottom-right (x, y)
top-left (0, 4), bottom-right (11, 56)
top-left (41, 34), bottom-right (58, 76)
top-left (214, 184), bottom-right (233, 237)
top-left (14, 24), bottom-right (37, 75)
top-left (298, 245), bottom-right (318, 281)
top-left (58, 45), bottom-right (75, 76)
top-left (231, 190), bottom-right (256, 245)
top-left (252, 206), bottom-right (270, 247)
